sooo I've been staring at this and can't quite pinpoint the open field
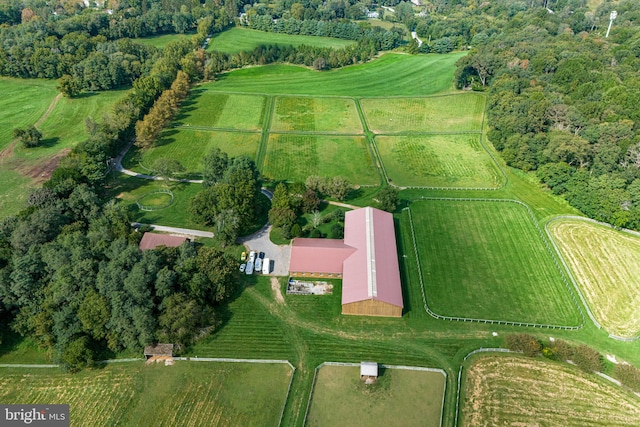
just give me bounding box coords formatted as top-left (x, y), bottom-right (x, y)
top-left (261, 134), bottom-right (378, 185)
top-left (409, 199), bottom-right (580, 325)
top-left (548, 218), bottom-right (640, 338)
top-left (130, 129), bottom-right (261, 174)
top-left (0, 361), bottom-right (293, 427)
top-left (205, 53), bottom-right (465, 96)
top-left (177, 90), bottom-right (266, 130)
top-left (271, 96), bottom-right (362, 133)
top-left (306, 365), bottom-right (445, 427)
top-left (361, 93), bottom-right (485, 134)
top-left (209, 27), bottom-right (354, 54)
top-left (461, 354), bottom-right (640, 426)
top-left (132, 31), bottom-right (196, 48)
top-left (375, 134), bottom-right (502, 188)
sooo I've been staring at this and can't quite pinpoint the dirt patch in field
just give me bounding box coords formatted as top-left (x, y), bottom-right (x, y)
top-left (0, 140), bottom-right (17, 164)
top-left (271, 277), bottom-right (284, 304)
top-left (16, 148), bottom-right (71, 183)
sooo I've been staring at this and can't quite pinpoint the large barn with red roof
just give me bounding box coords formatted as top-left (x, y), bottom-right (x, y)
top-left (289, 206), bottom-right (403, 318)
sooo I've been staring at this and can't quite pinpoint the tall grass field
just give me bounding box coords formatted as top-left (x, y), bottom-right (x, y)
top-left (548, 218), bottom-right (640, 338)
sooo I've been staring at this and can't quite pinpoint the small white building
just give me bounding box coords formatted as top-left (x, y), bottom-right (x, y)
top-left (361, 361), bottom-right (378, 383)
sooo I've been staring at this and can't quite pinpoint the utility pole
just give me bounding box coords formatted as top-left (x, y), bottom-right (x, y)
top-left (606, 10), bottom-right (617, 38)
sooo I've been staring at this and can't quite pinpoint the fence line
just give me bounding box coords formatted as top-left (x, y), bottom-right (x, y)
top-left (405, 198), bottom-right (585, 330)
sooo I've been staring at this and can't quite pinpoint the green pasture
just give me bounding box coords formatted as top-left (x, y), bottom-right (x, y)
top-left (461, 354), bottom-right (640, 426)
top-left (375, 134), bottom-right (503, 188)
top-left (261, 134), bottom-right (378, 185)
top-left (548, 218), bottom-right (640, 338)
top-left (306, 365), bottom-right (445, 427)
top-left (131, 129), bottom-right (261, 174)
top-left (132, 31), bottom-right (196, 48)
top-left (0, 362), bottom-right (293, 427)
top-left (0, 169), bottom-right (33, 219)
top-left (361, 93), bottom-right (485, 134)
top-left (0, 78), bottom-right (58, 149)
top-left (271, 96), bottom-right (363, 133)
top-left (407, 199), bottom-right (580, 325)
top-left (177, 90), bottom-right (266, 130)
top-left (205, 53), bottom-right (465, 96)
top-left (209, 27), bottom-right (354, 54)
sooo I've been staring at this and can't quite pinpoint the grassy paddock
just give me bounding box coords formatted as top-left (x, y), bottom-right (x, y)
top-left (375, 134), bottom-right (503, 188)
top-left (261, 134), bottom-right (378, 185)
top-left (271, 96), bottom-right (362, 133)
top-left (209, 27), bottom-right (354, 54)
top-left (306, 365), bottom-right (445, 427)
top-left (461, 354), bottom-right (640, 426)
top-left (548, 218), bottom-right (640, 338)
top-left (0, 361), bottom-right (293, 427)
top-left (360, 93), bottom-right (485, 134)
top-left (132, 129), bottom-right (261, 174)
top-left (177, 90), bottom-right (266, 130)
top-left (132, 31), bottom-right (196, 48)
top-left (408, 199), bottom-right (580, 325)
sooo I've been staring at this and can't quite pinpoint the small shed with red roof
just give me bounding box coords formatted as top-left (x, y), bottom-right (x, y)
top-left (288, 207), bottom-right (403, 317)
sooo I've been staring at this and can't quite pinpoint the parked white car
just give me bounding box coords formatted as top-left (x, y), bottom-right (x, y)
top-left (254, 257), bottom-right (262, 273)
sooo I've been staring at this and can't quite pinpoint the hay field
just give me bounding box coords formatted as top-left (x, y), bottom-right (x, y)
top-left (409, 200), bottom-right (580, 325)
top-left (178, 91), bottom-right (266, 130)
top-left (461, 354), bottom-right (640, 426)
top-left (306, 365), bottom-right (445, 427)
top-left (209, 28), bottom-right (354, 54)
top-left (0, 362), bottom-right (292, 427)
top-left (360, 93), bottom-right (485, 134)
top-left (262, 134), bottom-right (378, 184)
top-left (548, 219), bottom-right (640, 337)
top-left (375, 134), bottom-right (502, 188)
top-left (271, 96), bottom-right (362, 133)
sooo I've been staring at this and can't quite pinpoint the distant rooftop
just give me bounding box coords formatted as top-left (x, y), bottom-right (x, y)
top-left (139, 232), bottom-right (188, 251)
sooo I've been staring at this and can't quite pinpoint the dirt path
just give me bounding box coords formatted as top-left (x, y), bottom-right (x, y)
top-left (271, 277), bottom-right (285, 304)
top-left (35, 93), bottom-right (63, 128)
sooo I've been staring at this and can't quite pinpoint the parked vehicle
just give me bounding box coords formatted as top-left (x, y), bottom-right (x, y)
top-left (249, 251), bottom-right (257, 262)
top-left (246, 260), bottom-right (254, 275)
top-left (241, 252), bottom-right (247, 261)
top-left (254, 258), bottom-right (262, 273)
top-left (262, 258), bottom-right (270, 274)
top-left (239, 263), bottom-right (246, 273)
top-left (258, 252), bottom-right (265, 259)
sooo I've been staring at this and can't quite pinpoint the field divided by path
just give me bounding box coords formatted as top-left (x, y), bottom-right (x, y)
top-left (0, 362), bottom-right (293, 427)
top-left (375, 134), bottom-right (502, 188)
top-left (460, 354), bottom-right (640, 426)
top-left (360, 93), bottom-right (485, 134)
top-left (409, 199), bottom-right (580, 326)
top-left (548, 218), bottom-right (640, 338)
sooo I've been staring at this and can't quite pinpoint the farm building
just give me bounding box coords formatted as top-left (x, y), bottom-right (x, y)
top-left (138, 232), bottom-right (189, 251)
top-left (360, 361), bottom-right (379, 384)
top-left (289, 207), bottom-right (403, 317)
top-left (144, 343), bottom-right (174, 359)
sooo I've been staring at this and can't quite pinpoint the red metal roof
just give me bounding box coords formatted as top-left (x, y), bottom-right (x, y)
top-left (139, 232), bottom-right (188, 251)
top-left (289, 238), bottom-right (355, 274)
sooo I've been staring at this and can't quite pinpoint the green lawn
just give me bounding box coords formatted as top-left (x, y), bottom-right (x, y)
top-left (208, 27), bottom-right (354, 54)
top-left (204, 53), bottom-right (466, 96)
top-left (306, 365), bottom-right (445, 427)
top-left (261, 134), bottom-right (379, 185)
top-left (361, 93), bottom-right (485, 134)
top-left (407, 199), bottom-right (580, 325)
top-left (271, 96), bottom-right (363, 133)
top-left (177, 90), bottom-right (266, 130)
top-left (376, 134), bottom-right (503, 188)
top-left (0, 361), bottom-right (293, 427)
top-left (131, 31), bottom-right (196, 48)
top-left (130, 129), bottom-right (261, 174)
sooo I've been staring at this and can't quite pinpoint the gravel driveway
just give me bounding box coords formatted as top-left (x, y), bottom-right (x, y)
top-left (239, 224), bottom-right (291, 276)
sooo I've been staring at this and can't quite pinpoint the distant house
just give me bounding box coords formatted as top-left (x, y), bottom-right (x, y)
top-left (361, 361), bottom-right (378, 383)
top-left (289, 207), bottom-right (403, 318)
top-left (367, 11), bottom-right (379, 19)
top-left (138, 232), bottom-right (188, 251)
top-left (144, 343), bottom-right (174, 360)
top-left (410, 0), bottom-right (423, 6)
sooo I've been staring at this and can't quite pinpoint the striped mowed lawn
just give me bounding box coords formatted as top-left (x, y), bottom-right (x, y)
top-left (375, 134), bottom-right (502, 188)
top-left (360, 93), bottom-right (485, 134)
top-left (548, 218), bottom-right (640, 338)
top-left (0, 362), bottom-right (293, 427)
top-left (271, 96), bottom-right (363, 134)
top-left (177, 91), bottom-right (266, 131)
top-left (409, 199), bottom-right (580, 325)
top-left (262, 134), bottom-right (379, 185)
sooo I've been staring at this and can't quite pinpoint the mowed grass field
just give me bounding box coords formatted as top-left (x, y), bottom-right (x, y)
top-left (306, 365), bottom-right (445, 427)
top-left (271, 96), bottom-right (362, 133)
top-left (360, 93), bottom-right (485, 133)
top-left (262, 134), bottom-right (378, 184)
top-left (408, 199), bottom-right (580, 325)
top-left (0, 361), bottom-right (293, 427)
top-left (461, 354), bottom-right (640, 426)
top-left (548, 218), bottom-right (640, 338)
top-left (177, 90), bottom-right (266, 130)
top-left (206, 53), bottom-right (466, 96)
top-left (209, 27), bottom-right (354, 54)
top-left (133, 129), bottom-right (261, 174)
top-left (132, 32), bottom-right (196, 48)
top-left (375, 134), bottom-right (502, 188)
